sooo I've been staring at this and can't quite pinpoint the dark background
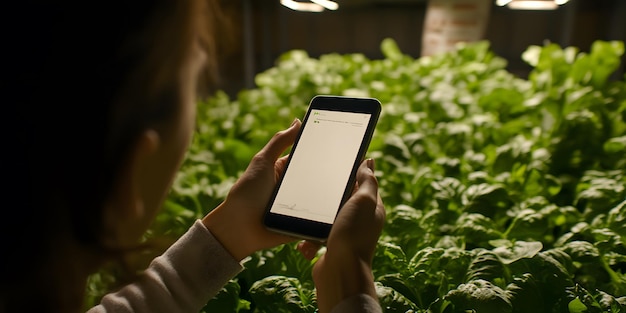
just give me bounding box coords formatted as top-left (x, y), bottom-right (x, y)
top-left (216, 0), bottom-right (626, 97)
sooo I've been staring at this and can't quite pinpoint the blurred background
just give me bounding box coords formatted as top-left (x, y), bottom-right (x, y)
top-left (216, 0), bottom-right (625, 97)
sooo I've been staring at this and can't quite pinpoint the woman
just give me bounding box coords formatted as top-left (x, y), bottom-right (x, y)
top-left (2, 1), bottom-right (385, 312)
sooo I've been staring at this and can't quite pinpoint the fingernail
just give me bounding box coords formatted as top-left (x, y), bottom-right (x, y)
top-left (366, 158), bottom-right (375, 171)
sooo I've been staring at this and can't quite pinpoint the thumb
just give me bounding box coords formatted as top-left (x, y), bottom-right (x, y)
top-left (257, 119), bottom-right (301, 161)
top-left (352, 159), bottom-right (378, 206)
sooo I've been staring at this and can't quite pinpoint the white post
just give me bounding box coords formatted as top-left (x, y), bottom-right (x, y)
top-left (421, 0), bottom-right (493, 57)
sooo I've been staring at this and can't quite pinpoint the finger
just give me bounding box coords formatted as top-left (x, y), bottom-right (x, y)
top-left (352, 159), bottom-right (379, 204)
top-left (297, 240), bottom-right (322, 260)
top-left (337, 159), bottom-right (385, 233)
top-left (332, 160), bottom-right (380, 229)
top-left (258, 119), bottom-right (301, 161)
top-left (360, 161), bottom-right (385, 222)
top-left (275, 154), bottom-right (290, 171)
top-left (274, 154), bottom-right (290, 180)
top-left (376, 192), bottom-right (386, 223)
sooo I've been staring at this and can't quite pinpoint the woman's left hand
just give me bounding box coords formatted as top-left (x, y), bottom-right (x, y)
top-left (202, 119), bottom-right (301, 261)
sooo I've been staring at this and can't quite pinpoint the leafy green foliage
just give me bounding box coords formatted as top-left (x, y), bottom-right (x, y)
top-left (249, 276), bottom-right (316, 313)
top-left (202, 279), bottom-right (251, 313)
top-left (87, 39), bottom-right (626, 312)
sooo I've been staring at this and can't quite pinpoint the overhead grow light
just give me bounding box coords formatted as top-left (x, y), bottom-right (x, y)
top-left (281, 0), bottom-right (339, 12)
top-left (496, 0), bottom-right (570, 10)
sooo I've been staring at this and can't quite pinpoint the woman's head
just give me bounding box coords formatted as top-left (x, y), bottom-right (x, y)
top-left (3, 0), bottom-right (225, 310)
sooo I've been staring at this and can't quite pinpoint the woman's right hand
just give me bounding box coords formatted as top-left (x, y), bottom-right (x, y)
top-left (299, 159), bottom-right (385, 313)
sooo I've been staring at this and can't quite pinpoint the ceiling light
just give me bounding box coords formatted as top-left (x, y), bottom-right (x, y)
top-left (496, 0), bottom-right (570, 10)
top-left (496, 0), bottom-right (513, 5)
top-left (311, 0), bottom-right (339, 10)
top-left (281, 0), bottom-right (325, 12)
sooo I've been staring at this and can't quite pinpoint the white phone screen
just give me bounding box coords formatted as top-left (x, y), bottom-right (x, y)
top-left (269, 109), bottom-right (372, 224)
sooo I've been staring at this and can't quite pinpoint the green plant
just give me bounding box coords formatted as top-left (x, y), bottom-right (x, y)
top-left (88, 38), bottom-right (626, 312)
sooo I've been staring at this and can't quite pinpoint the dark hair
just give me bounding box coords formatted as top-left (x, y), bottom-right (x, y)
top-left (1, 1), bottom-right (225, 311)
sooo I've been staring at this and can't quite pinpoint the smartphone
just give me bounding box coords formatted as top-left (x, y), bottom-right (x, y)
top-left (263, 95), bottom-right (381, 242)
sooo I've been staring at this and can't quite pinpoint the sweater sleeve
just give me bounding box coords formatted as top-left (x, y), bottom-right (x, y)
top-left (329, 294), bottom-right (383, 313)
top-left (87, 220), bottom-right (243, 313)
top-left (87, 220), bottom-right (382, 313)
